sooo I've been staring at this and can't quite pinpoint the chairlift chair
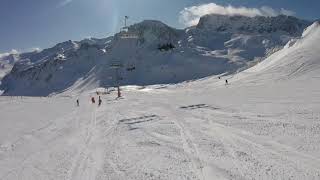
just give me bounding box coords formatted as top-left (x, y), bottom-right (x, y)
top-left (126, 63), bottom-right (136, 71)
top-left (110, 61), bottom-right (123, 69)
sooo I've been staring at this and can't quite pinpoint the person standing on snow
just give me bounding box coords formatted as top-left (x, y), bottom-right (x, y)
top-left (98, 96), bottom-right (102, 106)
top-left (76, 99), bottom-right (80, 107)
top-left (91, 97), bottom-right (95, 104)
top-left (225, 79), bottom-right (229, 85)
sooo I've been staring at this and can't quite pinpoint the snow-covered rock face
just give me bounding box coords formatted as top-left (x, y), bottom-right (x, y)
top-left (115, 20), bottom-right (184, 47)
top-left (197, 14), bottom-right (310, 35)
top-left (0, 15), bottom-right (313, 96)
top-left (181, 15), bottom-right (310, 64)
top-left (0, 53), bottom-right (20, 80)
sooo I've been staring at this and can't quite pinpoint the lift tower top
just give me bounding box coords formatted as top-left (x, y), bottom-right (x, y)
top-left (120, 16), bottom-right (138, 39)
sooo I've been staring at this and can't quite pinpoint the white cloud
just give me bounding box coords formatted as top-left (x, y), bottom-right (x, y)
top-left (0, 48), bottom-right (42, 59)
top-left (0, 49), bottom-right (19, 59)
top-left (280, 8), bottom-right (295, 16)
top-left (58, 0), bottom-right (73, 7)
top-left (260, 6), bottom-right (279, 17)
top-left (29, 47), bottom-right (42, 52)
top-left (179, 3), bottom-right (296, 27)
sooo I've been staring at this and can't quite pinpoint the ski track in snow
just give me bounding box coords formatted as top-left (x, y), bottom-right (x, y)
top-left (176, 101), bottom-right (320, 179)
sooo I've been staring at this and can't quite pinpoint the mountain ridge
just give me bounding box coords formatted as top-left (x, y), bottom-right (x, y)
top-left (197, 14), bottom-right (311, 35)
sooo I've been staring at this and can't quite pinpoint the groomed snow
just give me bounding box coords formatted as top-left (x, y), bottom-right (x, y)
top-left (1, 23), bottom-right (320, 180)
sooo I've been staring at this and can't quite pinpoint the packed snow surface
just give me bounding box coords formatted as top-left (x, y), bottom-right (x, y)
top-left (0, 23), bottom-right (320, 180)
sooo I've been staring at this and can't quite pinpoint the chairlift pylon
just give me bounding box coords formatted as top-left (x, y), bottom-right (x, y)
top-left (109, 60), bottom-right (124, 98)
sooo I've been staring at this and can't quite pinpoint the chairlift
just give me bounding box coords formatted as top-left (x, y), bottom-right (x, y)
top-left (110, 61), bottom-right (123, 69)
top-left (126, 64), bottom-right (136, 71)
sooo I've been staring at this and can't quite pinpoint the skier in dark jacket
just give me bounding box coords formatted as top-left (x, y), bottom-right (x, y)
top-left (225, 79), bottom-right (229, 85)
top-left (98, 96), bottom-right (102, 106)
top-left (91, 97), bottom-right (95, 104)
top-left (76, 99), bottom-right (80, 106)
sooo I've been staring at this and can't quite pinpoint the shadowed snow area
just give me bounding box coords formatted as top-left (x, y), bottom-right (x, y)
top-left (1, 22), bottom-right (320, 180)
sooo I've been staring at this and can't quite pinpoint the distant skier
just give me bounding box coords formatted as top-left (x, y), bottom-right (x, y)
top-left (98, 96), bottom-right (102, 106)
top-left (76, 99), bottom-right (80, 107)
top-left (225, 79), bottom-right (229, 85)
top-left (91, 97), bottom-right (95, 104)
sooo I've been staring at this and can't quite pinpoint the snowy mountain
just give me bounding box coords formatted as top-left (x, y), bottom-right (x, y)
top-left (0, 15), bottom-right (312, 96)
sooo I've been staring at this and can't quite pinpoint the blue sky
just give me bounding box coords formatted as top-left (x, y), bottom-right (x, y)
top-left (1, 0), bottom-right (320, 53)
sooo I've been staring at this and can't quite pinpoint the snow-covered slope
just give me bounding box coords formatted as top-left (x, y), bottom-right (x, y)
top-left (231, 21), bottom-right (320, 84)
top-left (0, 15), bottom-right (312, 96)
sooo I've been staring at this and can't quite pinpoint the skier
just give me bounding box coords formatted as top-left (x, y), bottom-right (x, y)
top-left (91, 97), bottom-right (95, 104)
top-left (76, 99), bottom-right (80, 107)
top-left (225, 79), bottom-right (229, 85)
top-left (98, 96), bottom-right (102, 106)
